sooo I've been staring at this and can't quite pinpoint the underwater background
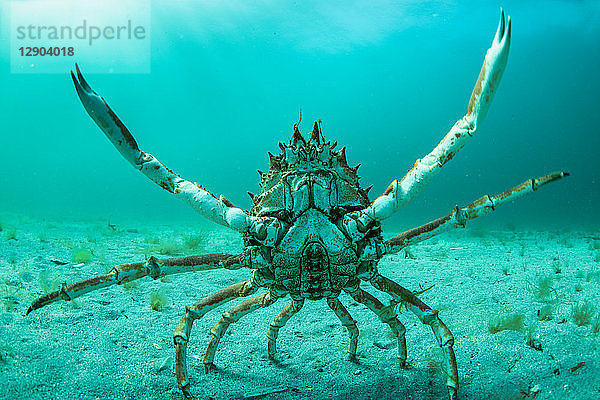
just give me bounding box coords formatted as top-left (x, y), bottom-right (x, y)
top-left (0, 0), bottom-right (598, 230)
top-left (1, 2), bottom-right (600, 400)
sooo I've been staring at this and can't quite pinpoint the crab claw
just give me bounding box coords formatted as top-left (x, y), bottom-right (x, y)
top-left (351, 10), bottom-right (514, 224)
top-left (492, 8), bottom-right (506, 45)
top-left (70, 64), bottom-right (251, 232)
top-left (71, 63), bottom-right (142, 164)
top-left (467, 8), bottom-right (511, 127)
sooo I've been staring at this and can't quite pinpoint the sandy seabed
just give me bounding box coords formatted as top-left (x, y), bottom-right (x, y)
top-left (0, 214), bottom-right (599, 400)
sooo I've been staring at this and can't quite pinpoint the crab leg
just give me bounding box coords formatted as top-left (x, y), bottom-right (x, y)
top-left (173, 278), bottom-right (261, 398)
top-left (370, 274), bottom-right (458, 400)
top-left (343, 10), bottom-right (512, 238)
top-left (326, 297), bottom-right (359, 361)
top-left (375, 10), bottom-right (511, 217)
top-left (203, 292), bottom-right (278, 370)
top-left (384, 171), bottom-right (568, 254)
top-left (27, 254), bottom-right (245, 314)
top-left (70, 65), bottom-right (249, 232)
top-left (266, 299), bottom-right (304, 360)
top-left (345, 286), bottom-right (407, 365)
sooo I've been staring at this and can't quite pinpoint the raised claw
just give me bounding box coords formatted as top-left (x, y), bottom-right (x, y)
top-left (74, 64), bottom-right (92, 91)
top-left (71, 64), bottom-right (141, 164)
top-left (467, 9), bottom-right (511, 125)
top-left (71, 65), bottom-right (251, 231)
top-left (357, 10), bottom-right (513, 224)
top-left (492, 8), bottom-right (505, 45)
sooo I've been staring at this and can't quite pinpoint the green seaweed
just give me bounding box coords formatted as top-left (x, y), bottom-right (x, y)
top-left (430, 247), bottom-right (448, 261)
top-left (122, 280), bottom-right (138, 292)
top-left (101, 221), bottom-right (119, 237)
top-left (0, 342), bottom-right (14, 364)
top-left (592, 314), bottom-right (600, 337)
top-left (145, 236), bottom-right (160, 245)
top-left (551, 259), bottom-right (562, 274)
top-left (36, 229), bottom-right (48, 243)
top-left (86, 232), bottom-right (97, 243)
top-left (144, 235), bottom-right (204, 256)
top-left (537, 243), bottom-right (546, 251)
top-left (525, 325), bottom-right (542, 351)
top-left (537, 304), bottom-right (554, 321)
top-left (1, 281), bottom-right (22, 311)
top-left (38, 270), bottom-right (58, 294)
top-left (135, 247), bottom-right (152, 259)
top-left (527, 274), bottom-right (556, 301)
top-left (72, 247), bottom-right (93, 264)
top-left (149, 288), bottom-right (168, 311)
top-left (497, 235), bottom-right (510, 248)
top-left (404, 247), bottom-right (416, 259)
top-left (558, 235), bottom-right (574, 248)
top-left (586, 269), bottom-right (600, 282)
top-left (572, 301), bottom-right (595, 326)
top-left (488, 312), bottom-right (525, 334)
top-left (155, 238), bottom-right (181, 255)
top-left (4, 228), bottom-right (16, 241)
top-left (184, 234), bottom-right (204, 250)
top-left (4, 298), bottom-right (17, 311)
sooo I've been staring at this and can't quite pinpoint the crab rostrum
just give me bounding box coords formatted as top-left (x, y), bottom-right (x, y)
top-left (29, 11), bottom-right (567, 400)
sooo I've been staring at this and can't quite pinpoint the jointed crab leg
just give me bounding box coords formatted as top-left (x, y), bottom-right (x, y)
top-left (173, 278), bottom-right (261, 397)
top-left (27, 254), bottom-right (245, 314)
top-left (370, 274), bottom-right (458, 400)
top-left (266, 299), bottom-right (304, 360)
top-left (374, 10), bottom-right (511, 218)
top-left (384, 171), bottom-right (568, 254)
top-left (71, 65), bottom-right (249, 232)
top-left (204, 292), bottom-right (278, 369)
top-left (345, 286), bottom-right (407, 365)
top-left (326, 297), bottom-right (359, 360)
top-left (343, 10), bottom-right (511, 237)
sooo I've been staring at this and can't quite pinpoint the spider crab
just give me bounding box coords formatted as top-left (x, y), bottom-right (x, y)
top-left (29, 10), bottom-right (567, 400)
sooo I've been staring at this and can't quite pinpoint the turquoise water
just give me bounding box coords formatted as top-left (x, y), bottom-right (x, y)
top-left (1, 0), bottom-right (598, 230)
top-left (1, 4), bottom-right (600, 399)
